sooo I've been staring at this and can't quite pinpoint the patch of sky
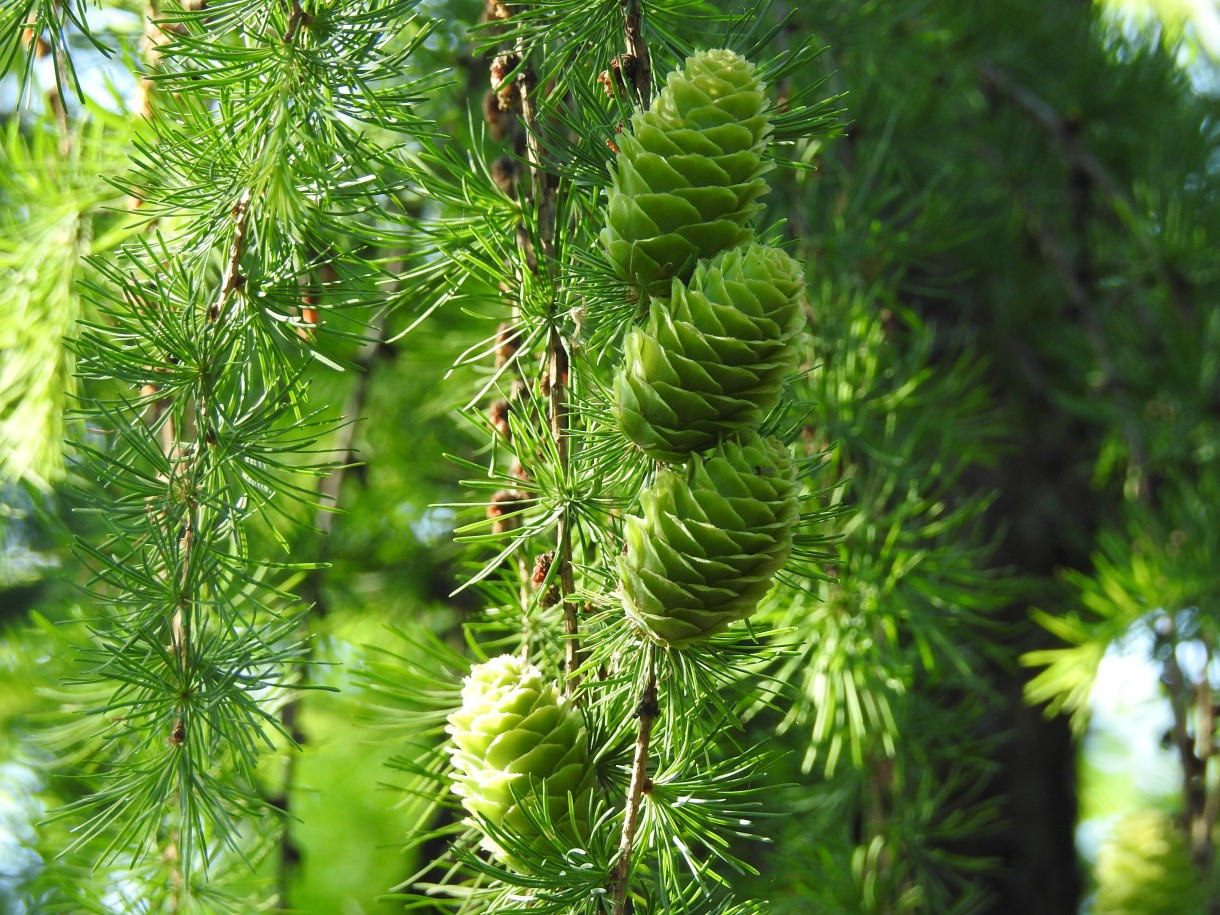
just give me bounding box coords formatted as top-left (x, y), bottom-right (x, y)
top-left (416, 0), bottom-right (472, 55)
top-left (401, 501), bottom-right (455, 545)
top-left (0, 761), bottom-right (43, 915)
top-left (0, 6), bottom-right (140, 115)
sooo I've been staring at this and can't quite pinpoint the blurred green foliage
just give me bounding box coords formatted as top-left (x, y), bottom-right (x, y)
top-left (1, 0), bottom-right (1219, 912)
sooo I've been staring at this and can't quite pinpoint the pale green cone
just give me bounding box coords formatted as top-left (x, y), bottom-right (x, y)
top-left (601, 49), bottom-right (773, 295)
top-left (619, 433), bottom-right (799, 647)
top-left (616, 243), bottom-right (806, 462)
top-left (445, 655), bottom-right (595, 867)
top-left (1094, 811), bottom-right (1206, 915)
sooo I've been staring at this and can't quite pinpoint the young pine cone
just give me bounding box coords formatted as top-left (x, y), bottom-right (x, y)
top-left (615, 242), bottom-right (806, 461)
top-left (601, 49), bottom-right (773, 296)
top-left (445, 655), bottom-right (595, 867)
top-left (619, 433), bottom-right (799, 648)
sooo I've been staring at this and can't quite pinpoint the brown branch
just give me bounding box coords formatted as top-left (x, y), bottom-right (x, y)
top-left (978, 61), bottom-right (1197, 330)
top-left (548, 328), bottom-right (584, 685)
top-left (515, 63), bottom-right (556, 267)
top-left (619, 0), bottom-right (651, 103)
top-left (510, 25), bottom-right (582, 689)
top-left (282, 0), bottom-right (307, 43)
top-left (209, 187), bottom-right (253, 322)
top-left (158, 318), bottom-right (210, 907)
top-left (612, 667), bottom-right (657, 915)
top-left (607, 16), bottom-right (657, 909)
top-left (977, 64), bottom-right (1128, 214)
top-left (1194, 637), bottom-right (1217, 868)
top-left (484, 26), bottom-right (556, 671)
top-left (129, 3), bottom-right (189, 895)
top-left (1160, 617), bottom-right (1207, 855)
top-left (163, 828), bottom-right (184, 912)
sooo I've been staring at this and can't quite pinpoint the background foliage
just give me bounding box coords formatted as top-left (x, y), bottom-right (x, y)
top-left (1, 0), bottom-right (1218, 912)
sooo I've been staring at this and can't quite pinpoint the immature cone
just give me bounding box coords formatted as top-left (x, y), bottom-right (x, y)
top-left (616, 243), bottom-right (806, 461)
top-left (1093, 811), bottom-right (1206, 915)
top-left (601, 49), bottom-right (772, 295)
top-left (619, 433), bottom-right (799, 647)
top-left (446, 655), bottom-right (595, 866)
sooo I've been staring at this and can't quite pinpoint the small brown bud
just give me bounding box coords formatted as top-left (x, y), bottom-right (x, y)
top-left (296, 297), bottom-right (319, 342)
top-left (483, 91), bottom-right (514, 141)
top-left (598, 55), bottom-right (639, 97)
top-left (21, 15), bottom-right (50, 58)
top-left (607, 120), bottom-right (626, 155)
top-left (489, 399), bottom-right (511, 439)
top-left (531, 550), bottom-right (554, 588)
top-left (516, 223), bottom-right (536, 271)
top-left (491, 156), bottom-right (518, 197)
top-left (775, 83), bottom-right (791, 114)
top-left (488, 489), bottom-right (530, 534)
top-left (495, 322), bottom-right (519, 367)
top-left (597, 70), bottom-right (618, 98)
top-left (482, 0), bottom-right (510, 20)
top-left (530, 551), bottom-right (562, 608)
top-left (617, 55), bottom-right (640, 85)
top-left (24, 33), bottom-right (51, 58)
top-left (490, 53), bottom-right (520, 111)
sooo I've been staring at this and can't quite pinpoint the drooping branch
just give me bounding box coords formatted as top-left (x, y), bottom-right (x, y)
top-left (209, 187), bottom-right (253, 323)
top-left (1158, 615), bottom-right (1208, 864)
top-left (282, 0), bottom-right (307, 43)
top-left (978, 61), bottom-right (1197, 342)
top-left (612, 657), bottom-right (658, 915)
top-left (508, 19), bottom-right (584, 689)
top-left (978, 64), bottom-right (1127, 212)
top-left (1194, 642), bottom-right (1218, 868)
top-left (607, 12), bottom-right (655, 907)
top-left (546, 327), bottom-right (583, 686)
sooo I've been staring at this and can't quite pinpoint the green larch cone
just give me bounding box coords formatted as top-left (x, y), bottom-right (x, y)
top-left (616, 243), bottom-right (806, 461)
top-left (1093, 811), bottom-right (1207, 915)
top-left (445, 655), bottom-right (595, 867)
top-left (601, 49), bottom-right (773, 295)
top-left (619, 432), bottom-right (799, 647)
